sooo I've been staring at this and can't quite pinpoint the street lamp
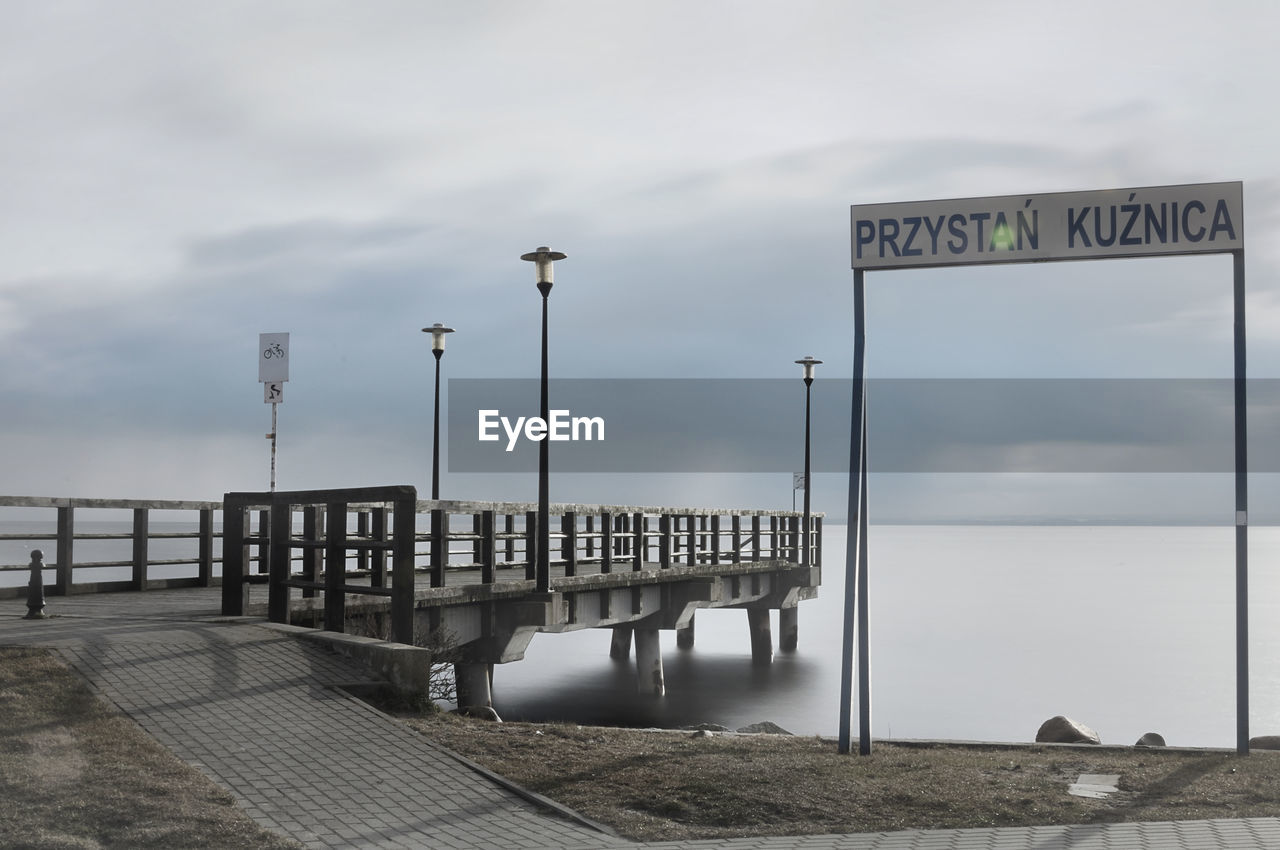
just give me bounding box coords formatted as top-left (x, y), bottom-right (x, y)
top-left (422, 322), bottom-right (455, 500)
top-left (521, 247), bottom-right (566, 593)
top-left (795, 356), bottom-right (821, 567)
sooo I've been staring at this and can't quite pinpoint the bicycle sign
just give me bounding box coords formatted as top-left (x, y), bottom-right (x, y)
top-left (258, 333), bottom-right (289, 383)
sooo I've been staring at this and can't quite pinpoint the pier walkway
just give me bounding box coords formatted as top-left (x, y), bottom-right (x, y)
top-left (4, 586), bottom-right (1278, 850)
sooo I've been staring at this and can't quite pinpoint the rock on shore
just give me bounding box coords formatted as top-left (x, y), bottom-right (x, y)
top-left (1035, 715), bottom-right (1101, 745)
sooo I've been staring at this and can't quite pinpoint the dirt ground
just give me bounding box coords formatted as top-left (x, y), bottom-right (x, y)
top-left (406, 712), bottom-right (1280, 843)
top-left (0, 647), bottom-right (301, 850)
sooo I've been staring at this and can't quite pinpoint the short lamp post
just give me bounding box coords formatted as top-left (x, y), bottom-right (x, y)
top-left (422, 323), bottom-right (455, 500)
top-left (796, 356), bottom-right (821, 567)
top-left (521, 246), bottom-right (566, 593)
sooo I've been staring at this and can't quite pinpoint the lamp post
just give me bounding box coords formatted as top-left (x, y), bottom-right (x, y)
top-left (521, 246), bottom-right (566, 593)
top-left (422, 322), bottom-right (455, 500)
top-left (795, 356), bottom-right (821, 567)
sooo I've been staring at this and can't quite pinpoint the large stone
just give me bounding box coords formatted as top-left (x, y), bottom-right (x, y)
top-left (1035, 715), bottom-right (1101, 745)
top-left (1135, 732), bottom-right (1166, 748)
top-left (1249, 735), bottom-right (1280, 751)
top-left (736, 721), bottom-right (792, 735)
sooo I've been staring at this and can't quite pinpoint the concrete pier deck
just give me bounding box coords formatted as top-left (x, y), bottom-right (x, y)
top-left (3, 585), bottom-right (1277, 850)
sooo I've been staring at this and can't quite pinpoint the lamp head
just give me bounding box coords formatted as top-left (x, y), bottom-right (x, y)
top-left (795, 356), bottom-right (822, 384)
top-left (422, 323), bottom-right (455, 354)
top-left (520, 246), bottom-right (567, 292)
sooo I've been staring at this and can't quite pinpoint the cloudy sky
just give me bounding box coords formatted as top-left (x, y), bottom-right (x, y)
top-left (2, 1), bottom-right (1278, 522)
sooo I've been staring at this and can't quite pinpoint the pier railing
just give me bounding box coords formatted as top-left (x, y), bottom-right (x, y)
top-left (0, 496), bottom-right (221, 599)
top-left (2, 491), bottom-right (822, 615)
top-left (219, 487), bottom-right (822, 639)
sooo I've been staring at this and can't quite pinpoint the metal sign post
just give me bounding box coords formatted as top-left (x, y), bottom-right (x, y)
top-left (842, 182), bottom-right (1247, 755)
top-left (259, 334), bottom-right (290, 492)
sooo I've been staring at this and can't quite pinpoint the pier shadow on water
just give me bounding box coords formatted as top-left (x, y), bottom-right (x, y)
top-left (489, 618), bottom-right (831, 734)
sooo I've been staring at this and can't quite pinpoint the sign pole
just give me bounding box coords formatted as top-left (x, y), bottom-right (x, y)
top-left (1234, 248), bottom-right (1249, 755)
top-left (259, 333), bottom-right (289, 493)
top-left (270, 401), bottom-right (278, 493)
top-left (838, 267), bottom-right (867, 754)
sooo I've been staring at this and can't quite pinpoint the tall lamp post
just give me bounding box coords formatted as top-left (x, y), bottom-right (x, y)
top-left (795, 357), bottom-right (821, 567)
top-left (521, 246), bottom-right (566, 593)
top-left (422, 322), bottom-right (455, 500)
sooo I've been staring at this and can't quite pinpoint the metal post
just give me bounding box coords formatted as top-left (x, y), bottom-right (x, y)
top-left (856, 403), bottom-right (871, 755)
top-left (432, 350), bottom-right (443, 500)
top-left (803, 376), bottom-right (813, 568)
top-left (25, 550), bottom-right (47, 619)
top-left (839, 267), bottom-right (866, 754)
top-left (536, 281), bottom-right (551, 592)
top-left (1234, 248), bottom-right (1249, 756)
top-left (269, 402), bottom-right (278, 492)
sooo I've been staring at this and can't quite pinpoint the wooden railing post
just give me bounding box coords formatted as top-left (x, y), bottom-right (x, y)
top-left (504, 514), bottom-right (515, 563)
top-left (732, 515), bottom-right (742, 564)
top-left (391, 497), bottom-right (416, 644)
top-left (480, 510), bottom-right (496, 584)
top-left (131, 508), bottom-right (149, 590)
top-left (751, 515), bottom-right (761, 562)
top-left (221, 500), bottom-right (248, 616)
top-left (370, 507), bottom-right (388, 587)
top-left (55, 506), bottom-right (73, 595)
top-left (524, 511), bottom-right (537, 580)
top-left (430, 508), bottom-right (449, 588)
top-left (815, 516), bottom-right (823, 567)
top-left (324, 501), bottom-right (347, 632)
top-left (659, 514), bottom-right (671, 568)
top-left (356, 510), bottom-right (370, 574)
top-left (268, 503), bottom-right (291, 624)
top-left (632, 512), bottom-right (644, 570)
top-left (256, 509), bottom-right (270, 574)
top-left (562, 511), bottom-right (577, 576)
top-left (711, 515), bottom-right (721, 565)
top-left (198, 507), bottom-right (214, 587)
top-left (684, 514), bottom-right (695, 566)
top-left (302, 506), bottom-right (322, 598)
top-left (600, 510), bottom-right (613, 573)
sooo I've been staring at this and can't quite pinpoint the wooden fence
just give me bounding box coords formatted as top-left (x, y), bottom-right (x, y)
top-left (2, 492), bottom-right (822, 612)
top-left (0, 496), bottom-right (220, 599)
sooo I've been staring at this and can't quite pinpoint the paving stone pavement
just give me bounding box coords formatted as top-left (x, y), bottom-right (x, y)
top-left (4, 587), bottom-right (1279, 849)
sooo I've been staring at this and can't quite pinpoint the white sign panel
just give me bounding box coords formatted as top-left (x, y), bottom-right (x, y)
top-left (259, 333), bottom-right (290, 382)
top-left (793, 472), bottom-right (807, 491)
top-left (264, 382), bottom-right (283, 403)
top-left (851, 182), bottom-right (1243, 270)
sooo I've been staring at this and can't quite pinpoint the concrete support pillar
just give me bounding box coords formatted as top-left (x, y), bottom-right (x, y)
top-left (455, 662), bottom-right (498, 719)
top-left (634, 628), bottom-right (665, 696)
top-left (676, 612), bottom-right (695, 650)
top-left (779, 606), bottom-right (798, 653)
top-left (748, 608), bottom-right (773, 665)
top-left (609, 626), bottom-right (633, 660)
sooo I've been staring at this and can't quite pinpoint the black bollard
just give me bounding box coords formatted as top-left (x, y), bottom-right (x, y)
top-left (25, 549), bottom-right (47, 620)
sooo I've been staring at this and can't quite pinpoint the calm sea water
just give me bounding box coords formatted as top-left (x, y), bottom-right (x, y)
top-left (5, 521), bottom-right (1276, 748)
top-left (488, 524), bottom-right (1280, 749)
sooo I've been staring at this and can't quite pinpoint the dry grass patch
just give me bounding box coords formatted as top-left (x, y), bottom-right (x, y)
top-left (0, 647), bottom-right (301, 850)
top-left (407, 713), bottom-right (1280, 842)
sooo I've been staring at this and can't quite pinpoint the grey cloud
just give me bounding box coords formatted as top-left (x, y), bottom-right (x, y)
top-left (185, 219), bottom-right (431, 269)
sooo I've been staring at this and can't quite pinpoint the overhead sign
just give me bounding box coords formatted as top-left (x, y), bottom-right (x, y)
top-left (259, 333), bottom-right (290, 383)
top-left (851, 181), bottom-right (1243, 270)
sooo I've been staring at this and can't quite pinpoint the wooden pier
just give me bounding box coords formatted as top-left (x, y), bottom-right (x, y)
top-left (2, 487), bottom-right (822, 708)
